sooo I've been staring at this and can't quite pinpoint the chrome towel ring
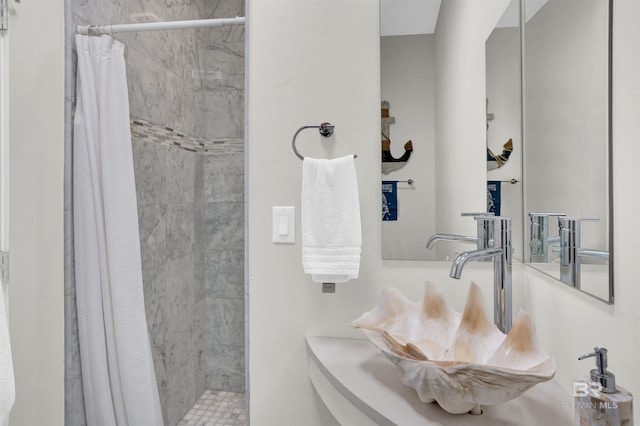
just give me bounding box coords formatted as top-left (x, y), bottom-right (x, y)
top-left (291, 122), bottom-right (357, 160)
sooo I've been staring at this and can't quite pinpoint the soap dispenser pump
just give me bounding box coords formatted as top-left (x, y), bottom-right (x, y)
top-left (578, 347), bottom-right (616, 393)
top-left (575, 347), bottom-right (633, 426)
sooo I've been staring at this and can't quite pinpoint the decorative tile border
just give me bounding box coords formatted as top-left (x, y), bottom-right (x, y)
top-left (130, 118), bottom-right (244, 155)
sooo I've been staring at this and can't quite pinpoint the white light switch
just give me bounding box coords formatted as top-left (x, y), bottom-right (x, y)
top-left (278, 215), bottom-right (289, 235)
top-left (272, 206), bottom-right (295, 243)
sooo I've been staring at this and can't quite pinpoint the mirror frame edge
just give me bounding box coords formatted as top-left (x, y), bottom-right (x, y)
top-left (520, 0), bottom-right (614, 305)
top-left (608, 0), bottom-right (614, 305)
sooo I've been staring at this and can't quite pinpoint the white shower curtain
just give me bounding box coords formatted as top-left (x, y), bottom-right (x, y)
top-left (73, 35), bottom-right (164, 426)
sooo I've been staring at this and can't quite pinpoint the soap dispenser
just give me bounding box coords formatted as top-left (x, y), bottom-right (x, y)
top-left (575, 347), bottom-right (633, 425)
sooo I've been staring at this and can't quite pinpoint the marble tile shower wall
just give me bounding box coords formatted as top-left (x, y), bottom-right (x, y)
top-left (132, 126), bottom-right (207, 426)
top-left (204, 152), bottom-right (245, 392)
top-left (203, 10), bottom-right (245, 140)
top-left (131, 119), bottom-right (245, 424)
top-left (69, 0), bottom-right (244, 140)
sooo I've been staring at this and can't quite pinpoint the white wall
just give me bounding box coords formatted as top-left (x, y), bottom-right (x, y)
top-left (248, 0), bottom-right (640, 424)
top-left (247, 2), bottom-right (381, 423)
top-left (7, 0), bottom-right (65, 425)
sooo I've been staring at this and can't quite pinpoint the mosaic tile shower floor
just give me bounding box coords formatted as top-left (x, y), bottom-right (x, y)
top-left (178, 390), bottom-right (246, 426)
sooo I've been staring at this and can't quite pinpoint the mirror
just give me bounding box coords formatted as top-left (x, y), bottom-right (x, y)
top-left (379, 0), bottom-right (613, 304)
top-left (380, 26), bottom-right (437, 260)
top-left (380, 0), bottom-right (523, 261)
top-left (523, 0), bottom-right (612, 303)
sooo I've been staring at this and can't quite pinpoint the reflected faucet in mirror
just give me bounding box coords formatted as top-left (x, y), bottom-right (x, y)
top-left (426, 212), bottom-right (495, 252)
top-left (528, 212), bottom-right (565, 263)
top-left (426, 234), bottom-right (479, 250)
top-left (523, 0), bottom-right (612, 302)
top-left (428, 215), bottom-right (513, 333)
top-left (556, 217), bottom-right (610, 290)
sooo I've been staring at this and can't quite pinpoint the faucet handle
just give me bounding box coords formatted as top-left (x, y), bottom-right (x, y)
top-left (557, 217), bottom-right (608, 260)
top-left (529, 212), bottom-right (566, 217)
top-left (529, 212), bottom-right (566, 223)
top-left (558, 217), bottom-right (600, 266)
top-left (456, 213), bottom-right (510, 250)
top-left (459, 213), bottom-right (496, 249)
top-left (461, 212), bottom-right (495, 217)
top-left (529, 213), bottom-right (566, 262)
top-left (475, 216), bottom-right (511, 250)
top-left (558, 217), bottom-right (599, 237)
top-left (473, 215), bottom-right (512, 224)
top-left (558, 216), bottom-right (599, 226)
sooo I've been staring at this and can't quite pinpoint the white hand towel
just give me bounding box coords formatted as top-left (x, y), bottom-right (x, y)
top-left (0, 285), bottom-right (15, 426)
top-left (302, 155), bottom-right (361, 283)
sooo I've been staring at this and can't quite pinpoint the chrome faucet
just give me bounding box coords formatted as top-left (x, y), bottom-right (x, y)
top-left (529, 212), bottom-right (565, 263)
top-left (426, 233), bottom-right (478, 249)
top-left (434, 215), bottom-right (513, 333)
top-left (426, 212), bottom-right (495, 251)
top-left (557, 217), bottom-right (609, 289)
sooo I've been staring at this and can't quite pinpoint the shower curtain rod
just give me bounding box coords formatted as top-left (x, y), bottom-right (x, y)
top-left (77, 16), bottom-right (245, 36)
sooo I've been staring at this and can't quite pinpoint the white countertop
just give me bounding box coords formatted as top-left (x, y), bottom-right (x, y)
top-left (306, 336), bottom-right (575, 425)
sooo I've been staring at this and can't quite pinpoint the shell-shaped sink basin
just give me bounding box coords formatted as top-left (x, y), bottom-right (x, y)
top-left (351, 281), bottom-right (556, 414)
